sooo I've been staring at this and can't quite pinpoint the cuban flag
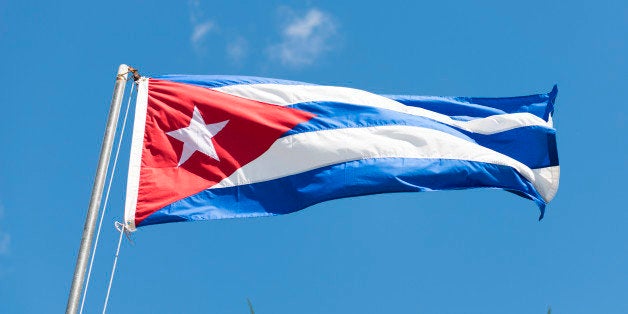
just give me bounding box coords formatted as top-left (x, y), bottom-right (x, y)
top-left (124, 75), bottom-right (559, 231)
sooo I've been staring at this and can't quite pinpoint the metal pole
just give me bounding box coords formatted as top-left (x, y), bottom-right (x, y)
top-left (66, 64), bottom-right (130, 314)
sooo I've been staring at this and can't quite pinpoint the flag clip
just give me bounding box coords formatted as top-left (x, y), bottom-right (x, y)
top-left (114, 221), bottom-right (134, 245)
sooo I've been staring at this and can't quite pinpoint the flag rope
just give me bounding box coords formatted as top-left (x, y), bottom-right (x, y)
top-left (102, 222), bottom-right (128, 314)
top-left (79, 80), bottom-right (136, 314)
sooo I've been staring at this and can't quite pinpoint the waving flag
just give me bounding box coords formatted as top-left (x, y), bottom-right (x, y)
top-left (124, 75), bottom-right (559, 231)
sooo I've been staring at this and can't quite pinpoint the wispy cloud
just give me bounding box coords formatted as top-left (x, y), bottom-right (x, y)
top-left (188, 0), bottom-right (216, 51)
top-left (269, 8), bottom-right (338, 67)
top-left (226, 36), bottom-right (248, 64)
top-left (185, 2), bottom-right (338, 68)
top-left (0, 202), bottom-right (8, 255)
top-left (0, 234), bottom-right (9, 255)
top-left (191, 21), bottom-right (214, 45)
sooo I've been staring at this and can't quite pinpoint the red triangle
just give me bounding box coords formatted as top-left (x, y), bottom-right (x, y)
top-left (135, 79), bottom-right (314, 225)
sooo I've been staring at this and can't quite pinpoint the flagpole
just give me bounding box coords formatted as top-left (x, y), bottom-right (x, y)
top-left (66, 64), bottom-right (130, 314)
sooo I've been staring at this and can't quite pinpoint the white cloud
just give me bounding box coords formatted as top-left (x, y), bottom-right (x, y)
top-left (226, 36), bottom-right (248, 63)
top-left (188, 0), bottom-right (216, 51)
top-left (191, 21), bottom-right (214, 46)
top-left (0, 202), bottom-right (8, 255)
top-left (185, 2), bottom-right (337, 67)
top-left (269, 8), bottom-right (338, 67)
top-left (0, 234), bottom-right (8, 255)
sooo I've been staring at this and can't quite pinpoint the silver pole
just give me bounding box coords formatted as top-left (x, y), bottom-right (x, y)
top-left (66, 64), bottom-right (130, 314)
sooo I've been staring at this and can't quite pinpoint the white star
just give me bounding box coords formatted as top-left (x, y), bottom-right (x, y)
top-left (166, 106), bottom-right (229, 166)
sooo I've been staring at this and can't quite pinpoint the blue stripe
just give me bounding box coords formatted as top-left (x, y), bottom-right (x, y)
top-left (155, 76), bottom-right (557, 122)
top-left (385, 85), bottom-right (557, 121)
top-left (285, 102), bottom-right (558, 168)
top-left (154, 75), bottom-right (311, 88)
top-left (138, 158), bottom-right (547, 228)
top-left (473, 126), bottom-right (558, 168)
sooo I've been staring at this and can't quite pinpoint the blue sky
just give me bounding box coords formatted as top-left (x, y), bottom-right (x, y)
top-left (0, 0), bottom-right (627, 313)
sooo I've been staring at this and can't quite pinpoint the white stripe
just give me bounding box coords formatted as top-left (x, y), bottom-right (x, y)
top-left (213, 84), bottom-right (552, 135)
top-left (531, 166), bottom-right (560, 202)
top-left (124, 78), bottom-right (149, 232)
top-left (211, 125), bottom-right (557, 202)
top-left (548, 114), bottom-right (554, 127)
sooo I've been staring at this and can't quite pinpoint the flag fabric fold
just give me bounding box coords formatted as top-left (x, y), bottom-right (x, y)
top-left (124, 75), bottom-right (559, 231)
